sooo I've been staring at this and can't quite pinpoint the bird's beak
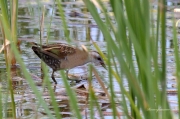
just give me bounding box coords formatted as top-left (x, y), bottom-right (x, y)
top-left (101, 62), bottom-right (107, 70)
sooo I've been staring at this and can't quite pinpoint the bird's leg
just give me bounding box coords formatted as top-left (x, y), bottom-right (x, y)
top-left (66, 70), bottom-right (69, 79)
top-left (53, 85), bottom-right (57, 92)
top-left (66, 69), bottom-right (82, 83)
top-left (51, 70), bottom-right (57, 84)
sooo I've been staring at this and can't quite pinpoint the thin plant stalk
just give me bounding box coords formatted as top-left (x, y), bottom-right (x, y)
top-left (40, 6), bottom-right (45, 84)
top-left (173, 18), bottom-right (180, 118)
top-left (60, 71), bottom-right (82, 118)
top-left (10, 0), bottom-right (18, 65)
top-left (11, 0), bottom-right (18, 44)
top-left (40, 5), bottom-right (45, 45)
top-left (42, 64), bottom-right (62, 119)
top-left (0, 1), bottom-right (17, 118)
top-left (88, 65), bottom-right (95, 119)
top-left (92, 67), bottom-right (121, 119)
top-left (0, 88), bottom-right (2, 119)
top-left (159, 0), bottom-right (171, 118)
top-left (88, 65), bottom-right (104, 119)
top-left (107, 44), bottom-right (117, 118)
top-left (56, 0), bottom-right (71, 42)
top-left (0, 14), bottom-right (55, 118)
top-left (7, 58), bottom-right (16, 119)
top-left (46, 0), bottom-right (56, 44)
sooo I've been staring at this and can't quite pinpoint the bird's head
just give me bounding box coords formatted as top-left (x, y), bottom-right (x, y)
top-left (89, 51), bottom-right (106, 69)
top-left (30, 42), bottom-right (40, 51)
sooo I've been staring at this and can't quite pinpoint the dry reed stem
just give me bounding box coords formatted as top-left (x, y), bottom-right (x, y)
top-left (92, 67), bottom-right (121, 119)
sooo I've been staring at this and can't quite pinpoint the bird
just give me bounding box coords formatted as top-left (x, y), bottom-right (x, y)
top-left (31, 42), bottom-right (106, 84)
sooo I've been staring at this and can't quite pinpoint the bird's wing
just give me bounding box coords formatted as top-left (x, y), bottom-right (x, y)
top-left (43, 43), bottom-right (76, 60)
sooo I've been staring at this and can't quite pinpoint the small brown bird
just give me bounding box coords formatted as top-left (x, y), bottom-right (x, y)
top-left (31, 42), bottom-right (106, 84)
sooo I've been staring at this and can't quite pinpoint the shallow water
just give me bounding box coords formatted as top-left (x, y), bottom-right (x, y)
top-left (0, 0), bottom-right (179, 118)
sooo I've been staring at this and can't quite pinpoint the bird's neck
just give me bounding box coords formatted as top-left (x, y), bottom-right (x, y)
top-left (87, 52), bottom-right (95, 63)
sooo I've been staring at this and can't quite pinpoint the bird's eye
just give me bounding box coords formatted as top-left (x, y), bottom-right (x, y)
top-left (97, 57), bottom-right (101, 61)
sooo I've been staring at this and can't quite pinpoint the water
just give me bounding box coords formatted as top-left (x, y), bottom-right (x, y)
top-left (0, 0), bottom-right (179, 118)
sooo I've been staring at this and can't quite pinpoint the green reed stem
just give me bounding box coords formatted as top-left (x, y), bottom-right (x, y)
top-left (88, 65), bottom-right (94, 119)
top-left (90, 90), bottom-right (104, 119)
top-left (0, 0), bottom-right (17, 118)
top-left (88, 65), bottom-right (104, 119)
top-left (0, 14), bottom-right (55, 118)
top-left (7, 62), bottom-right (16, 119)
top-left (0, 88), bottom-right (2, 119)
top-left (46, 0), bottom-right (56, 44)
top-left (11, 0), bottom-right (18, 44)
top-left (0, 0), bottom-right (10, 28)
top-left (173, 18), bottom-right (180, 118)
top-left (107, 45), bottom-right (116, 118)
top-left (60, 71), bottom-right (82, 118)
top-left (40, 5), bottom-right (45, 45)
top-left (42, 64), bottom-right (62, 119)
top-left (160, 0), bottom-right (171, 118)
top-left (56, 0), bottom-right (71, 42)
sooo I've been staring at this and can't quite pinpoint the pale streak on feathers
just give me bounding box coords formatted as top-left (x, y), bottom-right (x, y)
top-left (38, 43), bottom-right (89, 70)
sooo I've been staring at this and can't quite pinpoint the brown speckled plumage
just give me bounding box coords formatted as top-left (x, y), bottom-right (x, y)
top-left (31, 42), bottom-right (106, 84)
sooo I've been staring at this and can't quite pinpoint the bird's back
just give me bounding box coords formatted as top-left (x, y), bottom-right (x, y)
top-left (32, 42), bottom-right (90, 70)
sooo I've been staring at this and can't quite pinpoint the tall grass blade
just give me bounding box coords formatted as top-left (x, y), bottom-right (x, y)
top-left (11, 0), bottom-right (18, 44)
top-left (60, 71), bottom-right (82, 118)
top-left (0, 88), bottom-right (2, 119)
top-left (88, 65), bottom-right (104, 119)
top-left (173, 18), bottom-right (180, 118)
top-left (56, 0), bottom-right (71, 42)
top-left (7, 63), bottom-right (16, 119)
top-left (159, 0), bottom-right (171, 118)
top-left (0, 14), bottom-right (55, 118)
top-left (42, 64), bottom-right (62, 119)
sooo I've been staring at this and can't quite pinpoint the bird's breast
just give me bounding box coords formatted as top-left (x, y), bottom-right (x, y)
top-left (60, 52), bottom-right (89, 69)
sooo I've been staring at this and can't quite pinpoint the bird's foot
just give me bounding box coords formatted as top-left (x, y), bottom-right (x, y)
top-left (67, 74), bottom-right (85, 86)
top-left (67, 73), bottom-right (83, 80)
